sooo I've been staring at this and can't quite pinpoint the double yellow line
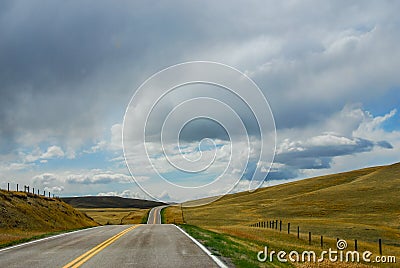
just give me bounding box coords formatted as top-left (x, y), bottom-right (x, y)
top-left (63, 225), bottom-right (139, 268)
top-left (153, 207), bottom-right (159, 224)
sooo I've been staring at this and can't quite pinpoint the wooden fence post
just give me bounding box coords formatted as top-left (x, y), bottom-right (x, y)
top-left (8, 183), bottom-right (9, 191)
top-left (321, 236), bottom-right (323, 248)
top-left (379, 239), bottom-right (382, 255)
top-left (297, 226), bottom-right (300, 239)
top-left (279, 220), bottom-right (282, 232)
top-left (288, 223), bottom-right (290, 234)
top-left (309, 232), bottom-right (311, 245)
top-left (275, 220), bottom-right (278, 230)
top-left (355, 239), bottom-right (358, 251)
top-left (16, 183), bottom-right (18, 191)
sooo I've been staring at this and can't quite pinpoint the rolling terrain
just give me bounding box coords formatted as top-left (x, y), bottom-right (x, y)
top-left (78, 208), bottom-right (150, 225)
top-left (165, 162), bottom-right (400, 266)
top-left (61, 196), bottom-right (166, 208)
top-left (0, 190), bottom-right (98, 247)
top-left (61, 196), bottom-right (167, 225)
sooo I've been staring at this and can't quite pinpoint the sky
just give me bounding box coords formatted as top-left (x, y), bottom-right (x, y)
top-left (0, 0), bottom-right (399, 203)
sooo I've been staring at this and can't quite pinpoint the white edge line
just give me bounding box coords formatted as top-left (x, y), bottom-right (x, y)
top-left (0, 226), bottom-right (102, 253)
top-left (175, 225), bottom-right (228, 268)
top-left (147, 206), bottom-right (157, 224)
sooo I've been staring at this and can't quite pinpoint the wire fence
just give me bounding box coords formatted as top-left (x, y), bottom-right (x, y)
top-left (250, 219), bottom-right (384, 255)
top-left (1, 182), bottom-right (60, 199)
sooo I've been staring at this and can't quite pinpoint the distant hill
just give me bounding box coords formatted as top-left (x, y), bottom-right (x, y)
top-left (0, 190), bottom-right (98, 246)
top-left (181, 162), bottom-right (400, 246)
top-left (61, 196), bottom-right (166, 209)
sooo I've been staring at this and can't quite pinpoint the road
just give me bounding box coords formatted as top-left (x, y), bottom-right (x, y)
top-left (0, 207), bottom-right (224, 268)
top-left (147, 205), bottom-right (167, 224)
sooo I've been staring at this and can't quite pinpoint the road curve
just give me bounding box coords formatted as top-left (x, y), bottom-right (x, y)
top-left (0, 224), bottom-right (223, 267)
top-left (147, 205), bottom-right (167, 224)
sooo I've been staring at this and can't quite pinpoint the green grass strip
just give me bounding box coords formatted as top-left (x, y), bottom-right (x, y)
top-left (141, 209), bottom-right (151, 224)
top-left (179, 224), bottom-right (294, 268)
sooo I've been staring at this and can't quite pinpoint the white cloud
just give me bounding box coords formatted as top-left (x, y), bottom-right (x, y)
top-left (273, 105), bottom-right (398, 179)
top-left (86, 123), bottom-right (123, 154)
top-left (66, 172), bottom-right (135, 184)
top-left (23, 145), bottom-right (65, 163)
top-left (44, 185), bottom-right (64, 193)
top-left (33, 173), bottom-right (60, 186)
top-left (41, 145), bottom-right (64, 159)
top-left (1, 162), bottom-right (35, 171)
top-left (97, 189), bottom-right (147, 200)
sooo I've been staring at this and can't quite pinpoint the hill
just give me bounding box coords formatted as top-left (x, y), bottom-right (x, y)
top-left (61, 196), bottom-right (166, 209)
top-left (165, 162), bottom-right (400, 264)
top-left (0, 190), bottom-right (98, 246)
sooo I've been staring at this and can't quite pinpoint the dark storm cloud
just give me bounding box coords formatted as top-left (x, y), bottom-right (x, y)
top-left (273, 136), bottom-right (392, 177)
top-left (0, 0), bottom-right (206, 150)
top-left (0, 0), bottom-right (399, 174)
top-left (2, 0), bottom-right (272, 152)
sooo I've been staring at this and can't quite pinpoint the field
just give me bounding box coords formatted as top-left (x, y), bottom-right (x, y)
top-left (78, 208), bottom-right (150, 225)
top-left (0, 190), bottom-right (98, 247)
top-left (165, 163), bottom-right (400, 267)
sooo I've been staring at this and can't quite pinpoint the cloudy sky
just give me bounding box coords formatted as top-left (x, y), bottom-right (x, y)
top-left (0, 0), bottom-right (399, 202)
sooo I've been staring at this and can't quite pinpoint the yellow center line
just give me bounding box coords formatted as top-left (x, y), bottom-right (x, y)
top-left (153, 208), bottom-right (158, 224)
top-left (63, 225), bottom-right (139, 268)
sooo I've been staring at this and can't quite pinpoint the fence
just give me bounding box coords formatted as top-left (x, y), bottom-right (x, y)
top-left (1, 182), bottom-right (60, 199)
top-left (250, 219), bottom-right (384, 255)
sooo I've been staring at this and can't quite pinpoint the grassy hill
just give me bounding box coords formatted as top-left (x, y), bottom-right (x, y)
top-left (0, 190), bottom-right (98, 247)
top-left (61, 196), bottom-right (166, 209)
top-left (165, 162), bottom-right (400, 266)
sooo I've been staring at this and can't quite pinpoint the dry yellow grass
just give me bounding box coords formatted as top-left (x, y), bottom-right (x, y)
top-left (0, 190), bottom-right (98, 246)
top-left (79, 208), bottom-right (150, 225)
top-left (165, 163), bottom-right (400, 266)
top-left (162, 205), bottom-right (184, 224)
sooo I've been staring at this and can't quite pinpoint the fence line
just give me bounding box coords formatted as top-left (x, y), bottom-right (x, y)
top-left (249, 218), bottom-right (385, 255)
top-left (1, 182), bottom-right (59, 199)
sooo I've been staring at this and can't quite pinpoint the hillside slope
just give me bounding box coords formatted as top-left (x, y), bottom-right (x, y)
top-left (61, 196), bottom-right (166, 208)
top-left (181, 163), bottom-right (400, 246)
top-left (0, 190), bottom-right (98, 246)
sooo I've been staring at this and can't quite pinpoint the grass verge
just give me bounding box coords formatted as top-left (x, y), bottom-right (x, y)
top-left (141, 208), bottom-right (151, 224)
top-left (179, 224), bottom-right (293, 268)
top-left (160, 208), bottom-right (167, 224)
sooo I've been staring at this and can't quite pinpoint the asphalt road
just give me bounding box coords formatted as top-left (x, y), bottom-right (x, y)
top-left (147, 205), bottom-right (167, 224)
top-left (0, 209), bottom-right (223, 268)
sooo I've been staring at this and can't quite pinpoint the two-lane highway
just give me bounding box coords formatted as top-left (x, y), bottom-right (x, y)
top-left (0, 207), bottom-right (225, 268)
top-left (147, 205), bottom-right (167, 224)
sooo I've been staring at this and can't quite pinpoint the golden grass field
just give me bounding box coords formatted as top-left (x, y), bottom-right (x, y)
top-left (0, 190), bottom-right (98, 246)
top-left (78, 208), bottom-right (150, 225)
top-left (165, 163), bottom-right (400, 267)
